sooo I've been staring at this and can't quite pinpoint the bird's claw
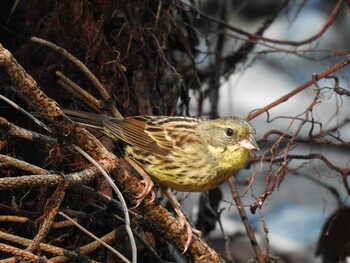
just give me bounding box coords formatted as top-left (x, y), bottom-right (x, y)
top-left (162, 188), bottom-right (202, 253)
top-left (134, 178), bottom-right (155, 207)
top-left (128, 159), bottom-right (156, 207)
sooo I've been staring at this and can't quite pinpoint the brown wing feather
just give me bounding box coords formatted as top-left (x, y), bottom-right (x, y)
top-left (104, 116), bottom-right (203, 155)
top-left (103, 116), bottom-right (167, 155)
top-left (144, 116), bottom-right (203, 152)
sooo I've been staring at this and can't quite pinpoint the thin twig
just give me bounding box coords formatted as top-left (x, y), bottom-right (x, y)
top-left (180, 0), bottom-right (344, 47)
top-left (30, 37), bottom-right (123, 119)
top-left (26, 182), bottom-right (67, 252)
top-left (247, 55), bottom-right (350, 120)
top-left (58, 212), bottom-right (131, 263)
top-left (0, 117), bottom-right (55, 144)
top-left (0, 243), bottom-right (45, 262)
top-left (56, 71), bottom-right (103, 111)
top-left (73, 145), bottom-right (137, 263)
top-left (0, 94), bottom-right (51, 132)
top-left (228, 177), bottom-right (265, 262)
top-left (0, 154), bottom-right (48, 175)
top-left (0, 230), bottom-right (96, 262)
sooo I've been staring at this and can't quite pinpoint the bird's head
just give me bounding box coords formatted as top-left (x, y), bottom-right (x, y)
top-left (199, 117), bottom-right (259, 171)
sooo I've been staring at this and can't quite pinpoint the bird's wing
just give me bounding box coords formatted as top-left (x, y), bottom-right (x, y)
top-left (104, 116), bottom-right (202, 155)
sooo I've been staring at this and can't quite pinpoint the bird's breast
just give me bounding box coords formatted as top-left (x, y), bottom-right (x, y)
top-left (124, 145), bottom-right (233, 192)
top-left (207, 144), bottom-right (250, 172)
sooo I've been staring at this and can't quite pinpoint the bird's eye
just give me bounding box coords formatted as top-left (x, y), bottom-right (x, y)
top-left (226, 128), bottom-right (234, 137)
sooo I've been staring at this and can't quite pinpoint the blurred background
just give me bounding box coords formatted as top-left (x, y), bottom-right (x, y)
top-left (184, 1), bottom-right (350, 262)
top-left (0, 0), bottom-right (349, 262)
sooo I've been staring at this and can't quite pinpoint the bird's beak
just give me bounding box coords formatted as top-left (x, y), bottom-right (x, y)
top-left (239, 134), bottom-right (259, 151)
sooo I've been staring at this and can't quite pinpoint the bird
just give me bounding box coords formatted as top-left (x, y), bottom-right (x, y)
top-left (64, 109), bottom-right (259, 251)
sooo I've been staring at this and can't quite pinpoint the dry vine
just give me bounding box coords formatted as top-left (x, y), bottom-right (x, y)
top-left (0, 1), bottom-right (350, 263)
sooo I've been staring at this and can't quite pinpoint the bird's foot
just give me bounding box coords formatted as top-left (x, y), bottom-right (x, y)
top-left (163, 188), bottom-right (201, 253)
top-left (128, 159), bottom-right (156, 207)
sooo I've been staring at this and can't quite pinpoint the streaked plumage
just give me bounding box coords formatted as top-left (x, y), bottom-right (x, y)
top-left (64, 110), bottom-right (259, 192)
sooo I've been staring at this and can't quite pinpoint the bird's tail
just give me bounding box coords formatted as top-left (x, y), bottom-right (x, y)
top-left (63, 109), bottom-right (109, 129)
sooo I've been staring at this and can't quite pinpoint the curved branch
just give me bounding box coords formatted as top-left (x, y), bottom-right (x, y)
top-left (0, 43), bottom-right (221, 261)
top-left (182, 0), bottom-right (344, 47)
top-left (247, 55), bottom-right (350, 120)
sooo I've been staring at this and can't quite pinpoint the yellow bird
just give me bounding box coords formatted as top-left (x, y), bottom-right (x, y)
top-left (65, 110), bottom-right (259, 251)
